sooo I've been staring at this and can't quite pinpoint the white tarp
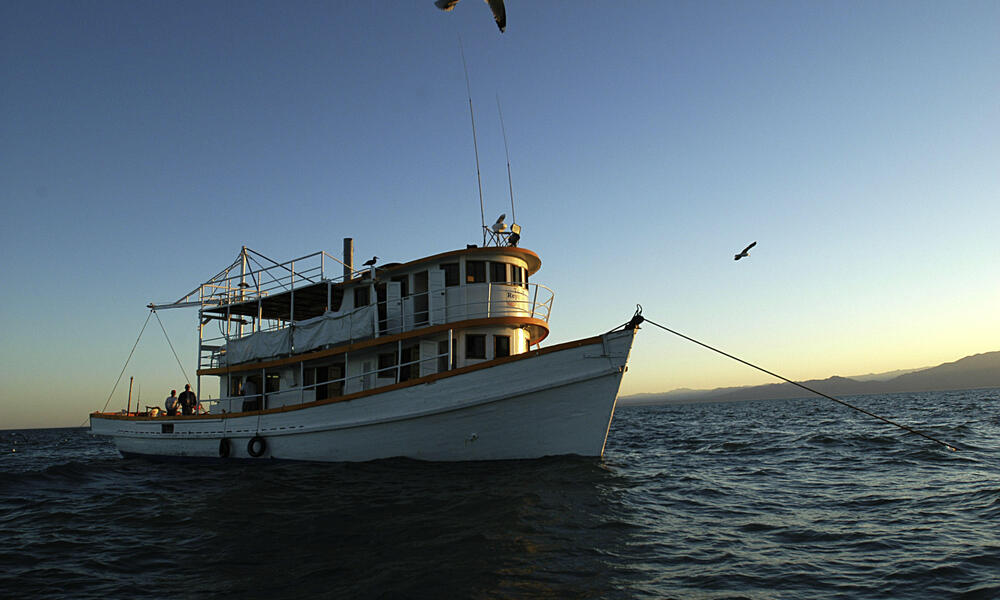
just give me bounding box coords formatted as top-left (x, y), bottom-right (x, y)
top-left (293, 305), bottom-right (376, 354)
top-left (223, 305), bottom-right (376, 365)
top-left (224, 328), bottom-right (291, 365)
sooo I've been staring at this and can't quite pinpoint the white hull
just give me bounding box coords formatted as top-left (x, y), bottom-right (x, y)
top-left (91, 329), bottom-right (637, 462)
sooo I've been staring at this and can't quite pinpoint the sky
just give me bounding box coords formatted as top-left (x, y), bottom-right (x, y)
top-left (1, 1), bottom-right (998, 429)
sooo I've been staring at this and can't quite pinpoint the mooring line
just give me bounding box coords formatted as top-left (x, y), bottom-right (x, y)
top-left (638, 312), bottom-right (958, 452)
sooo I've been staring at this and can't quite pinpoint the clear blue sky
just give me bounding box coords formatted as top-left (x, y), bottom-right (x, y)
top-left (2, 1), bottom-right (998, 428)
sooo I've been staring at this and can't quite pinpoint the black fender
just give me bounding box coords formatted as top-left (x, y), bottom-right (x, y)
top-left (247, 436), bottom-right (267, 458)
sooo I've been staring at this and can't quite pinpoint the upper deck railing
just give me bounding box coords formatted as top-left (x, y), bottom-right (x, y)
top-left (154, 248), bottom-right (352, 313)
top-left (197, 282), bottom-right (554, 370)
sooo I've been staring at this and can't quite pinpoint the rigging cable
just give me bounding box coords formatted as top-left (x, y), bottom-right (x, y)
top-left (634, 309), bottom-right (958, 452)
top-left (154, 309), bottom-right (191, 386)
top-left (98, 310), bottom-right (154, 415)
top-left (458, 35), bottom-right (487, 246)
top-left (496, 94), bottom-right (516, 225)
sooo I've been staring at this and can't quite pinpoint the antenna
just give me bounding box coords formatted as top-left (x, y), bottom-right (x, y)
top-left (496, 95), bottom-right (516, 225)
top-left (459, 37), bottom-right (487, 246)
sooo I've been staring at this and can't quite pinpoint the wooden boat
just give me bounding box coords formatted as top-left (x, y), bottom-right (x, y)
top-left (90, 232), bottom-right (639, 461)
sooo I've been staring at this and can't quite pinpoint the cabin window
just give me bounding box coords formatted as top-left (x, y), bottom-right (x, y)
top-left (324, 362), bottom-right (345, 397)
top-left (376, 283), bottom-right (388, 333)
top-left (494, 335), bottom-right (511, 358)
top-left (354, 285), bottom-right (370, 307)
top-left (305, 365), bottom-right (337, 401)
top-left (378, 352), bottom-right (397, 381)
top-left (466, 261), bottom-right (486, 283)
top-left (329, 287), bottom-right (344, 312)
top-left (400, 345), bottom-right (419, 382)
top-left (490, 262), bottom-right (508, 283)
top-left (466, 334), bottom-right (486, 359)
top-left (265, 373), bottom-right (280, 393)
top-left (441, 263), bottom-right (459, 287)
top-left (511, 265), bottom-right (523, 286)
top-left (438, 339), bottom-right (450, 373)
top-left (414, 271), bottom-right (429, 324)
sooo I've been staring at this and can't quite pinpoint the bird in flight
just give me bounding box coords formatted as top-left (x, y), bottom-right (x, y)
top-left (734, 242), bottom-right (756, 261)
top-left (435, 0), bottom-right (507, 33)
top-left (363, 256), bottom-right (378, 267)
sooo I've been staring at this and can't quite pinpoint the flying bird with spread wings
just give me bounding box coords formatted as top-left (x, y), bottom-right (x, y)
top-left (734, 242), bottom-right (756, 261)
top-left (435, 0), bottom-right (507, 33)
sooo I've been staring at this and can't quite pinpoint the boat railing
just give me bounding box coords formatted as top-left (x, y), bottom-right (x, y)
top-left (157, 248), bottom-right (380, 313)
top-left (196, 250), bottom-right (347, 311)
top-left (198, 282), bottom-right (554, 370)
top-left (203, 347), bottom-right (454, 414)
top-left (374, 281), bottom-right (554, 337)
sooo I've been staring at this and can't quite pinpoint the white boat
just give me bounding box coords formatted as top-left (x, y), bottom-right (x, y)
top-left (90, 231), bottom-right (640, 462)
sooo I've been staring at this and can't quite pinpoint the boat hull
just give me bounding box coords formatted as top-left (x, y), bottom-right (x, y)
top-left (91, 329), bottom-right (637, 462)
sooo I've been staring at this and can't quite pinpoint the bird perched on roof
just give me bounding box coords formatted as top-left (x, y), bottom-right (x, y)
top-left (363, 256), bottom-right (378, 267)
top-left (491, 213), bottom-right (507, 233)
top-left (734, 242), bottom-right (756, 261)
top-left (434, 0), bottom-right (507, 33)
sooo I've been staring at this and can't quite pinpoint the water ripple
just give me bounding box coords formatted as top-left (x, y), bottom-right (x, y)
top-left (1, 389), bottom-right (998, 599)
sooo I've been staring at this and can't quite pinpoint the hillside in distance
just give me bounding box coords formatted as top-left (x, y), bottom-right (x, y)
top-left (621, 351), bottom-right (1000, 406)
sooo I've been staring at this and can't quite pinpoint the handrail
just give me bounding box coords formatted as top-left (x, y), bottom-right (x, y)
top-left (204, 350), bottom-right (452, 412)
top-left (154, 249), bottom-right (343, 310)
top-left (196, 282), bottom-right (554, 371)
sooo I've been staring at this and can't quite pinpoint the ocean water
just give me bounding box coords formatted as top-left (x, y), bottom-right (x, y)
top-left (2, 389), bottom-right (998, 599)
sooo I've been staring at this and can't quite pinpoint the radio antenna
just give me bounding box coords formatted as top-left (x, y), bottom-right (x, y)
top-left (459, 37), bottom-right (486, 245)
top-left (496, 95), bottom-right (516, 225)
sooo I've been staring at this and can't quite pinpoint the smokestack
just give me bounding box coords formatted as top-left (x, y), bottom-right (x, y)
top-left (343, 238), bottom-right (354, 280)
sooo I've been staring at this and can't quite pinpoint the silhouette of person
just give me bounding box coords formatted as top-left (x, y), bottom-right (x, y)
top-left (164, 390), bottom-right (179, 416)
top-left (178, 384), bottom-right (197, 416)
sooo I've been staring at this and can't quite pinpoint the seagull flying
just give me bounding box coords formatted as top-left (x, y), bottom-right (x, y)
top-left (734, 242), bottom-right (756, 261)
top-left (363, 256), bottom-right (378, 267)
top-left (491, 213), bottom-right (506, 233)
top-left (435, 0), bottom-right (507, 33)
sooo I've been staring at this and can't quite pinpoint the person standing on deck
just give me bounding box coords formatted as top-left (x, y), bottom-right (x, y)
top-left (164, 390), bottom-right (179, 416)
top-left (178, 384), bottom-right (197, 416)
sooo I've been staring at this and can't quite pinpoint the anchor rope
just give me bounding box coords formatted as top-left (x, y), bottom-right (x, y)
top-left (632, 307), bottom-right (958, 452)
top-left (154, 310), bottom-right (191, 386)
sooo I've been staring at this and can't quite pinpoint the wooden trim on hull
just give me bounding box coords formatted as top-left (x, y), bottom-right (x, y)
top-left (92, 331), bottom-right (617, 423)
top-left (196, 316), bottom-right (550, 376)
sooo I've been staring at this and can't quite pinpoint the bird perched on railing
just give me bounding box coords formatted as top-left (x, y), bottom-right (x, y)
top-left (734, 242), bottom-right (756, 261)
top-left (363, 256), bottom-right (378, 267)
top-left (435, 0), bottom-right (507, 33)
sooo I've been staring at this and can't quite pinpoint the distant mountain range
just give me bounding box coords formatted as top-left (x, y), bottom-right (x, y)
top-left (620, 351), bottom-right (1000, 406)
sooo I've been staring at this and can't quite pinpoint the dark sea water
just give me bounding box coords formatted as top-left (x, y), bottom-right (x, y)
top-left (2, 389), bottom-right (998, 599)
